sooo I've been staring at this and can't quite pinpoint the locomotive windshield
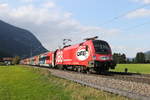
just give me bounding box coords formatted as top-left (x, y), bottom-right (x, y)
top-left (93, 40), bottom-right (111, 54)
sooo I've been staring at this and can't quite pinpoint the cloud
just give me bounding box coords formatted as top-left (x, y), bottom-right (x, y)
top-left (43, 2), bottom-right (56, 8)
top-left (132, 0), bottom-right (150, 4)
top-left (0, 3), bottom-right (8, 8)
top-left (63, 12), bottom-right (73, 18)
top-left (112, 45), bottom-right (149, 57)
top-left (0, 2), bottom-right (119, 51)
top-left (125, 8), bottom-right (150, 19)
top-left (111, 31), bottom-right (150, 57)
top-left (0, 1), bottom-right (150, 57)
top-left (20, 0), bottom-right (34, 3)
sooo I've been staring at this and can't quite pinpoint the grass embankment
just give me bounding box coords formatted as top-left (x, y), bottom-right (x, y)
top-left (0, 65), bottom-right (129, 100)
top-left (111, 64), bottom-right (150, 74)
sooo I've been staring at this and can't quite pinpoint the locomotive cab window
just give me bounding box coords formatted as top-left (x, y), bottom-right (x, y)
top-left (92, 40), bottom-right (111, 54)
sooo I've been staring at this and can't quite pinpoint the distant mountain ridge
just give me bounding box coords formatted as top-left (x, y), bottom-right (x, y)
top-left (0, 20), bottom-right (48, 58)
top-left (145, 51), bottom-right (150, 54)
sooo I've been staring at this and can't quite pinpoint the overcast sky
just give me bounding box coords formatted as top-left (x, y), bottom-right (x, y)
top-left (0, 0), bottom-right (150, 57)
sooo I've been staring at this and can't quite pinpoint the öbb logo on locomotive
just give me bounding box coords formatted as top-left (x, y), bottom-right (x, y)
top-left (76, 46), bottom-right (89, 61)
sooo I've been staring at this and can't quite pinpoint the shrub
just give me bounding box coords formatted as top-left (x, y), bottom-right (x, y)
top-left (0, 62), bottom-right (5, 66)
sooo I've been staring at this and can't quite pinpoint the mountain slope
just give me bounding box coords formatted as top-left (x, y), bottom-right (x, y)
top-left (0, 20), bottom-right (47, 58)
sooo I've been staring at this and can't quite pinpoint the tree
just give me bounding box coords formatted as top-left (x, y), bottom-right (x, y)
top-left (121, 53), bottom-right (126, 63)
top-left (113, 53), bottom-right (127, 64)
top-left (113, 53), bottom-right (119, 64)
top-left (135, 52), bottom-right (145, 63)
top-left (12, 56), bottom-right (20, 65)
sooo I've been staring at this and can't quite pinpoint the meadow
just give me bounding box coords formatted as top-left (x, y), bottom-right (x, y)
top-left (111, 64), bottom-right (150, 74)
top-left (0, 65), bottom-right (129, 100)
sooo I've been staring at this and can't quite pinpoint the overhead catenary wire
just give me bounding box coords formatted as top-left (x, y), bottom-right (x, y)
top-left (101, 4), bottom-right (150, 26)
top-left (122, 21), bottom-right (150, 31)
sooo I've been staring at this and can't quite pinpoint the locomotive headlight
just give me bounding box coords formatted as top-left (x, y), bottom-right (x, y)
top-left (93, 56), bottom-right (96, 60)
top-left (100, 56), bottom-right (109, 60)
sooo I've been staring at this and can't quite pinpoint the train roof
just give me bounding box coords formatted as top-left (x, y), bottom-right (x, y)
top-left (62, 39), bottom-right (108, 50)
top-left (84, 36), bottom-right (98, 41)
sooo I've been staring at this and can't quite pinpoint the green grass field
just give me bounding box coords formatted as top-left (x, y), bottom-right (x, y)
top-left (0, 65), bottom-right (129, 100)
top-left (111, 64), bottom-right (150, 74)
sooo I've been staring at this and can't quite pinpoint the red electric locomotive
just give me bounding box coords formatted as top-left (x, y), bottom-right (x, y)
top-left (54, 37), bottom-right (116, 73)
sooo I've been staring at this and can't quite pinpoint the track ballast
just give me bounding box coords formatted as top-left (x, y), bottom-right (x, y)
top-left (28, 66), bottom-right (150, 100)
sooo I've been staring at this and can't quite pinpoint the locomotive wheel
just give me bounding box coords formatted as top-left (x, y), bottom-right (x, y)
top-left (86, 68), bottom-right (92, 74)
top-left (77, 67), bottom-right (81, 72)
top-left (63, 66), bottom-right (67, 70)
top-left (98, 68), bottom-right (109, 74)
top-left (58, 65), bottom-right (63, 70)
top-left (86, 70), bottom-right (90, 74)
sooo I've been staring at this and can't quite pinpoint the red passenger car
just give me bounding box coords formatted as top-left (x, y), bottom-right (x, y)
top-left (38, 52), bottom-right (53, 67)
top-left (34, 55), bottom-right (39, 66)
top-left (46, 52), bottom-right (53, 67)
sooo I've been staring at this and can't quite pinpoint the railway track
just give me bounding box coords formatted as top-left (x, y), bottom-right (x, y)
top-left (47, 68), bottom-right (150, 85)
top-left (52, 72), bottom-right (149, 100)
top-left (93, 72), bottom-right (150, 85)
top-left (28, 66), bottom-right (150, 100)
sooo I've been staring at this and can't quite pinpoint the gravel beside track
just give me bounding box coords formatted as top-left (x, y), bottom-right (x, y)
top-left (47, 69), bottom-right (150, 100)
top-left (27, 66), bottom-right (150, 100)
top-left (93, 72), bottom-right (150, 85)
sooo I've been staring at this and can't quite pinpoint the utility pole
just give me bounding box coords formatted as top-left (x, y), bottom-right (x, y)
top-left (30, 43), bottom-right (32, 57)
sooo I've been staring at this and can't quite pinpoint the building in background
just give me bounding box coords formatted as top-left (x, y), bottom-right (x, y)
top-left (0, 57), bottom-right (13, 65)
